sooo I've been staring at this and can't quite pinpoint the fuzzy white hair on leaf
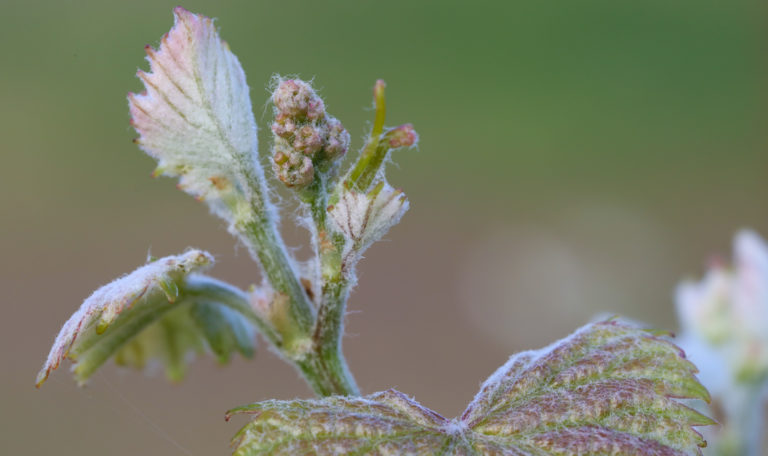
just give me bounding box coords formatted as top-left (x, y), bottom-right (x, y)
top-left (328, 181), bottom-right (408, 270)
top-left (36, 250), bottom-right (214, 386)
top-left (129, 7), bottom-right (271, 234)
top-left (227, 320), bottom-right (712, 455)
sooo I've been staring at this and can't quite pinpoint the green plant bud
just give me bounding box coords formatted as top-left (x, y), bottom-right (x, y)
top-left (271, 114), bottom-right (297, 139)
top-left (272, 137), bottom-right (314, 187)
top-left (293, 124), bottom-right (325, 155)
top-left (322, 117), bottom-right (350, 160)
top-left (270, 78), bottom-right (349, 188)
top-left (272, 79), bottom-right (325, 121)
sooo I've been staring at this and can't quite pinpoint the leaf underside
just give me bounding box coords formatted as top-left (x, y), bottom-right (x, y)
top-left (227, 320), bottom-right (713, 455)
top-left (114, 300), bottom-right (255, 382)
top-left (329, 181), bottom-right (409, 265)
top-left (128, 7), bottom-right (263, 217)
top-left (36, 250), bottom-right (255, 386)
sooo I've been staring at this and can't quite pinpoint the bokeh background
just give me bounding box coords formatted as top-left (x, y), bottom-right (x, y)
top-left (1, 0), bottom-right (766, 454)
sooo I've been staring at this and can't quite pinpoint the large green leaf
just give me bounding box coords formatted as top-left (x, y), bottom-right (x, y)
top-left (227, 320), bottom-right (713, 455)
top-left (36, 250), bottom-right (256, 386)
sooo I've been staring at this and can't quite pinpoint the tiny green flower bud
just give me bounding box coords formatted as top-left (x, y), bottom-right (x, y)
top-left (272, 114), bottom-right (297, 139)
top-left (278, 156), bottom-right (314, 188)
top-left (323, 117), bottom-right (350, 160)
top-left (273, 150), bottom-right (289, 165)
top-left (307, 98), bottom-right (325, 122)
top-left (272, 79), bottom-right (325, 121)
top-left (385, 124), bottom-right (418, 148)
top-left (293, 124), bottom-right (325, 155)
top-left (272, 137), bottom-right (315, 188)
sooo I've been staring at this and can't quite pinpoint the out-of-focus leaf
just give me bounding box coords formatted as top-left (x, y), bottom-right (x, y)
top-left (675, 229), bottom-right (768, 454)
top-left (114, 301), bottom-right (255, 382)
top-left (227, 320), bottom-right (713, 455)
top-left (113, 303), bottom-right (205, 382)
top-left (128, 7), bottom-right (268, 228)
top-left (190, 301), bottom-right (255, 364)
top-left (36, 250), bottom-right (255, 386)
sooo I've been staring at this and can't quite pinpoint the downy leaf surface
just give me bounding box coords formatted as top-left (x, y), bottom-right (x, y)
top-left (129, 7), bottom-right (268, 231)
top-left (37, 250), bottom-right (255, 386)
top-left (228, 320), bottom-right (712, 455)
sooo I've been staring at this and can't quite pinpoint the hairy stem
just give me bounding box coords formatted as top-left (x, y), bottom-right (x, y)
top-left (292, 80), bottom-right (406, 397)
top-left (242, 214), bottom-right (315, 337)
top-left (185, 272), bottom-right (359, 396)
top-left (230, 140), bottom-right (361, 397)
top-left (296, 340), bottom-right (359, 397)
top-left (229, 161), bottom-right (317, 354)
top-left (302, 176), bottom-right (360, 396)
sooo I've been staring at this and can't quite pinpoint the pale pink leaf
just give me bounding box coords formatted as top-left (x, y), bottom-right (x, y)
top-left (129, 7), bottom-right (267, 225)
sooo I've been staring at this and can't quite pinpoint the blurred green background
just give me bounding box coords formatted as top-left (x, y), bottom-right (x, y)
top-left (1, 0), bottom-right (766, 454)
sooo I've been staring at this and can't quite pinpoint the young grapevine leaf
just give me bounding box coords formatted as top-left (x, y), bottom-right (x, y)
top-left (227, 320), bottom-right (713, 455)
top-left (226, 390), bottom-right (454, 455)
top-left (328, 181), bottom-right (409, 268)
top-left (112, 300), bottom-right (255, 382)
top-left (36, 250), bottom-right (255, 386)
top-left (129, 7), bottom-right (269, 234)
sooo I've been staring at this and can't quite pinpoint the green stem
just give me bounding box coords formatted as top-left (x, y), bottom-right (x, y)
top-left (346, 80), bottom-right (387, 192)
top-left (228, 163), bottom-right (359, 396)
top-left (228, 166), bottom-right (360, 396)
top-left (301, 175), bottom-right (360, 396)
top-left (186, 273), bottom-right (358, 396)
top-left (296, 335), bottom-right (359, 396)
top-left (229, 166), bottom-right (316, 355)
top-left (292, 79), bottom-right (409, 397)
top-left (308, 280), bottom-right (358, 396)
top-left (223, 81), bottom-right (406, 398)
top-left (242, 214), bottom-right (315, 338)
top-left (226, 144), bottom-right (317, 351)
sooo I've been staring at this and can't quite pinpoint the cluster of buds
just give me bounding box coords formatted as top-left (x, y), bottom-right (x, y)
top-left (271, 79), bottom-right (350, 188)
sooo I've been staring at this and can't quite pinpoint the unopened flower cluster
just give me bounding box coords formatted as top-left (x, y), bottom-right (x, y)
top-left (271, 79), bottom-right (350, 187)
